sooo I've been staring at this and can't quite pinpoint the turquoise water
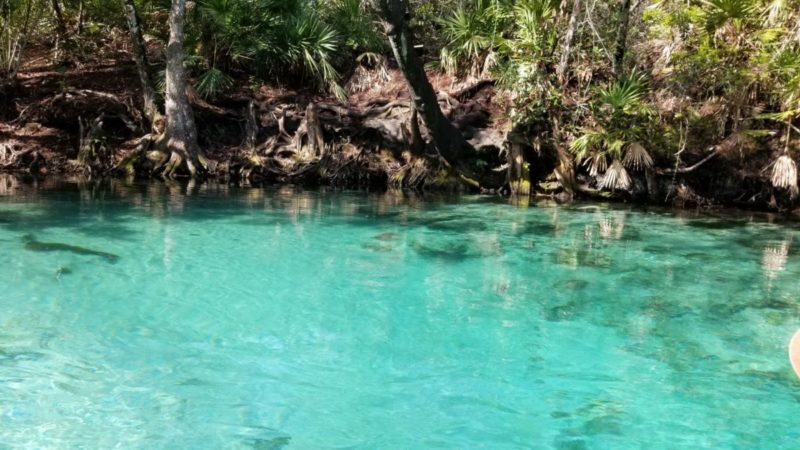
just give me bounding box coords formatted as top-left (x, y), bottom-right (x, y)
top-left (1, 181), bottom-right (800, 449)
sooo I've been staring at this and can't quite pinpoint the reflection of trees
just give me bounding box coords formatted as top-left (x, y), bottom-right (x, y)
top-left (0, 175), bottom-right (469, 235)
top-left (595, 210), bottom-right (626, 240)
top-left (762, 238), bottom-right (791, 286)
top-left (0, 174), bottom-right (24, 195)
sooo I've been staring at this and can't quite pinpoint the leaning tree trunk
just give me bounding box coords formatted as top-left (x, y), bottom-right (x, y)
top-left (158, 0), bottom-right (204, 178)
top-left (122, 0), bottom-right (161, 130)
top-left (612, 0), bottom-right (632, 77)
top-left (376, 0), bottom-right (474, 167)
top-left (556, 0), bottom-right (582, 84)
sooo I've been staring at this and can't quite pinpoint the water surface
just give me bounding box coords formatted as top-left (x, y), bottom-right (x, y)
top-left (1, 180), bottom-right (799, 449)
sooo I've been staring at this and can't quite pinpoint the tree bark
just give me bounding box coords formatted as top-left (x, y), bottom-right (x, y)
top-left (376, 0), bottom-right (474, 167)
top-left (613, 0), bottom-right (632, 77)
top-left (52, 0), bottom-right (67, 37)
top-left (122, 0), bottom-right (161, 130)
top-left (550, 116), bottom-right (577, 197)
top-left (556, 0), bottom-right (582, 84)
top-left (5, 0), bottom-right (34, 80)
top-left (77, 0), bottom-right (85, 35)
top-left (507, 142), bottom-right (531, 196)
top-left (160, 0), bottom-right (204, 178)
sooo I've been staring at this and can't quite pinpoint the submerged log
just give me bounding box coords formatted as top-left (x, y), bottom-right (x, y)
top-left (22, 234), bottom-right (120, 263)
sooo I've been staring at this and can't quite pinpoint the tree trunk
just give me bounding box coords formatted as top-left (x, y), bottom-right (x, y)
top-left (77, 0), bottom-right (85, 35)
top-left (51, 0), bottom-right (67, 37)
top-left (507, 142), bottom-right (531, 196)
top-left (5, 0), bottom-right (34, 81)
top-left (122, 0), bottom-right (161, 130)
top-left (160, 0), bottom-right (204, 178)
top-left (613, 0), bottom-right (632, 77)
top-left (556, 0), bottom-right (582, 84)
top-left (376, 0), bottom-right (474, 167)
top-left (550, 116), bottom-right (577, 198)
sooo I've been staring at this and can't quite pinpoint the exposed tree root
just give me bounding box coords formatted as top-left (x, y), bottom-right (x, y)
top-left (0, 144), bottom-right (43, 172)
top-left (149, 132), bottom-right (208, 179)
top-left (228, 96), bottom-right (499, 190)
top-left (77, 112), bottom-right (137, 176)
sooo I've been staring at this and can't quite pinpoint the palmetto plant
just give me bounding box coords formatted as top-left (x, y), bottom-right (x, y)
top-left (700, 0), bottom-right (758, 32)
top-left (760, 47), bottom-right (800, 194)
top-left (194, 66), bottom-right (233, 98)
top-left (188, 0), bottom-right (347, 97)
top-left (321, 0), bottom-right (383, 53)
top-left (439, 0), bottom-right (509, 76)
top-left (570, 75), bottom-right (655, 190)
top-left (438, 0), bottom-right (558, 79)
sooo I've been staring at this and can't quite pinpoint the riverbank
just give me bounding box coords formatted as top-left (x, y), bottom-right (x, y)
top-left (1, 49), bottom-right (795, 214)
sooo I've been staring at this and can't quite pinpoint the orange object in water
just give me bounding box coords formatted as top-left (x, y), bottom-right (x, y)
top-left (790, 329), bottom-right (800, 379)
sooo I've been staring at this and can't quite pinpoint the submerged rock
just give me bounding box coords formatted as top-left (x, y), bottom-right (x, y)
top-left (552, 278), bottom-right (590, 291)
top-left (247, 436), bottom-right (291, 450)
top-left (55, 266), bottom-right (73, 279)
top-left (685, 219), bottom-right (744, 230)
top-left (407, 213), bottom-right (490, 233)
top-left (412, 239), bottom-right (480, 261)
top-left (425, 218), bottom-right (489, 232)
top-left (582, 414), bottom-right (623, 436)
top-left (553, 248), bottom-right (612, 269)
top-left (361, 241), bottom-right (394, 253)
top-left (514, 221), bottom-right (554, 236)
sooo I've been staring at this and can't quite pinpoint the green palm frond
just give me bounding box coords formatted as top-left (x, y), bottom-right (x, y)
top-left (511, 0), bottom-right (556, 52)
top-left (322, 0), bottom-right (383, 52)
top-left (570, 130), bottom-right (605, 160)
top-left (195, 67), bottom-right (233, 99)
top-left (438, 0), bottom-right (512, 76)
top-left (597, 74), bottom-right (650, 112)
top-left (189, 0), bottom-right (344, 93)
top-left (439, 7), bottom-right (492, 62)
top-left (701, 0), bottom-right (758, 31)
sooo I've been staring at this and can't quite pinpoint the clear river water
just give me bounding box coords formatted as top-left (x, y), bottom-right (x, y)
top-left (1, 180), bottom-right (799, 449)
